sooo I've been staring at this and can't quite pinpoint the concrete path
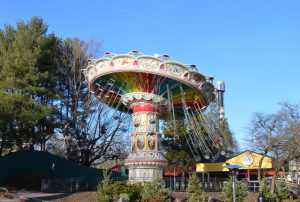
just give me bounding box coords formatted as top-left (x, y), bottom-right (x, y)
top-left (0, 197), bottom-right (18, 202)
top-left (5, 192), bottom-right (62, 202)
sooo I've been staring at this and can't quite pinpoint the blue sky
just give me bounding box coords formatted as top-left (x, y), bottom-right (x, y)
top-left (1, 0), bottom-right (300, 150)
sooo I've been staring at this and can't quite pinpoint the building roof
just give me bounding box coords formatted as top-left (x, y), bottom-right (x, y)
top-left (196, 150), bottom-right (273, 172)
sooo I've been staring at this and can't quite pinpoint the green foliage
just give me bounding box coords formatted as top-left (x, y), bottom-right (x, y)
top-left (97, 177), bottom-right (173, 202)
top-left (161, 121), bottom-right (196, 171)
top-left (276, 179), bottom-right (290, 200)
top-left (0, 16), bottom-right (122, 170)
top-left (187, 173), bottom-right (203, 202)
top-left (0, 16), bottom-right (60, 152)
top-left (206, 104), bottom-right (237, 152)
top-left (111, 181), bottom-right (128, 201)
top-left (96, 170), bottom-right (113, 202)
top-left (259, 178), bottom-right (272, 198)
top-left (111, 181), bottom-right (142, 202)
top-left (141, 179), bottom-right (172, 202)
top-left (127, 183), bottom-right (143, 202)
top-left (222, 177), bottom-right (247, 202)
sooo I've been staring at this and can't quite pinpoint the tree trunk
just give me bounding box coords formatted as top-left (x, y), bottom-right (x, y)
top-left (281, 165), bottom-right (286, 179)
top-left (66, 144), bottom-right (71, 160)
top-left (84, 150), bottom-right (90, 167)
top-left (271, 165), bottom-right (279, 195)
top-left (271, 172), bottom-right (276, 194)
top-left (40, 140), bottom-right (46, 151)
top-left (29, 137), bottom-right (34, 150)
top-left (258, 155), bottom-right (266, 183)
top-left (29, 144), bottom-right (34, 150)
top-left (296, 159), bottom-right (299, 184)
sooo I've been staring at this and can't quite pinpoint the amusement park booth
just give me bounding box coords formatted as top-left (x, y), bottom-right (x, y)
top-left (196, 150), bottom-right (277, 181)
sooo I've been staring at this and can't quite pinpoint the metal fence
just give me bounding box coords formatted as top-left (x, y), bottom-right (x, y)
top-left (164, 176), bottom-right (226, 192)
top-left (41, 177), bottom-right (127, 193)
top-left (41, 176), bottom-right (269, 193)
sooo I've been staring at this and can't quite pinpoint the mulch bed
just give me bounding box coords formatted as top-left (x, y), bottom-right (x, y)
top-left (42, 191), bottom-right (299, 202)
top-left (1, 191), bottom-right (297, 202)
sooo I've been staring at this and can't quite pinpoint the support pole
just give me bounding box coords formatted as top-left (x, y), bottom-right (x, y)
top-left (174, 166), bottom-right (176, 191)
top-left (208, 172), bottom-right (210, 190)
top-left (232, 175), bottom-right (236, 202)
top-left (248, 168), bottom-right (250, 191)
top-left (216, 81), bottom-right (225, 127)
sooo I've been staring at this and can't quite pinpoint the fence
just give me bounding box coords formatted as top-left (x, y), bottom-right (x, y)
top-left (41, 177), bottom-right (127, 193)
top-left (41, 176), bottom-right (268, 193)
top-left (164, 176), bottom-right (227, 192)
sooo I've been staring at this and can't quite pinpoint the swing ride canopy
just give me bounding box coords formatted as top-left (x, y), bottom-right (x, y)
top-left (84, 51), bottom-right (216, 116)
top-left (84, 51), bottom-right (229, 164)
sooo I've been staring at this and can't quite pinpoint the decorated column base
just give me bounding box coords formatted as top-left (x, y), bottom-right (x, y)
top-left (124, 151), bottom-right (168, 183)
top-left (122, 93), bottom-right (169, 184)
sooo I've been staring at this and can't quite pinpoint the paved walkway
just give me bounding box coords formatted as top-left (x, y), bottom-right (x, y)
top-left (0, 197), bottom-right (17, 202)
top-left (3, 192), bottom-right (63, 202)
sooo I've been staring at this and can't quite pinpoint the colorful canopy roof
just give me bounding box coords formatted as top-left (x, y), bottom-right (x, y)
top-left (84, 52), bottom-right (216, 117)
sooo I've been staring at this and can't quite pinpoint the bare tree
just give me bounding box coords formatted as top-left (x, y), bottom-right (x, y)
top-left (278, 102), bottom-right (300, 183)
top-left (248, 102), bottom-right (300, 194)
top-left (248, 112), bottom-right (281, 184)
top-left (55, 38), bottom-right (130, 166)
top-left (81, 95), bottom-right (131, 167)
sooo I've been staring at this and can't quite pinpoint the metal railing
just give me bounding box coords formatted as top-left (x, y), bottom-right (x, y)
top-left (164, 176), bottom-right (226, 192)
top-left (41, 176), bottom-right (273, 193)
top-left (41, 177), bottom-right (127, 193)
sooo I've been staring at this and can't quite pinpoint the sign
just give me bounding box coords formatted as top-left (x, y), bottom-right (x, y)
top-left (242, 154), bottom-right (254, 166)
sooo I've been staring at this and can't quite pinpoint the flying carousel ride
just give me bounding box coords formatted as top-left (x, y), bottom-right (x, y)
top-left (84, 51), bottom-right (229, 183)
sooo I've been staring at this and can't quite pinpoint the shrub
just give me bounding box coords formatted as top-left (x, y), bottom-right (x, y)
top-left (187, 173), bottom-right (203, 202)
top-left (111, 181), bottom-right (142, 202)
top-left (96, 170), bottom-right (113, 202)
top-left (222, 177), bottom-right (247, 202)
top-left (141, 179), bottom-right (172, 202)
top-left (259, 178), bottom-right (272, 198)
top-left (276, 179), bottom-right (290, 200)
top-left (127, 183), bottom-right (143, 202)
top-left (111, 181), bottom-right (128, 201)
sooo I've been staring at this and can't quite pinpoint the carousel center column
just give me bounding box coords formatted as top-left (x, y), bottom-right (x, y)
top-left (122, 93), bottom-right (168, 183)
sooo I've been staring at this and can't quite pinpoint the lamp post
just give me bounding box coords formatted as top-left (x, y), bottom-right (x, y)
top-left (224, 164), bottom-right (244, 202)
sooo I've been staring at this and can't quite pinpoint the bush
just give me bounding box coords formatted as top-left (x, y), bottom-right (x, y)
top-left (276, 179), bottom-right (290, 200)
top-left (96, 176), bottom-right (172, 202)
top-left (187, 173), bottom-right (203, 202)
top-left (127, 183), bottom-right (143, 202)
top-left (111, 181), bottom-right (142, 202)
top-left (96, 170), bottom-right (113, 202)
top-left (222, 177), bottom-right (247, 202)
top-left (259, 178), bottom-right (272, 198)
top-left (141, 179), bottom-right (173, 202)
top-left (111, 181), bottom-right (128, 201)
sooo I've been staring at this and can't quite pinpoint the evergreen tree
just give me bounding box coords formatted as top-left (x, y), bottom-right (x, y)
top-left (187, 173), bottom-right (203, 202)
top-left (222, 176), bottom-right (247, 202)
top-left (0, 17), bottom-right (130, 166)
top-left (161, 120), bottom-right (196, 171)
top-left (276, 179), bottom-right (290, 200)
top-left (141, 179), bottom-right (172, 202)
top-left (0, 17), bottom-right (60, 153)
top-left (259, 178), bottom-right (272, 198)
top-left (96, 170), bottom-right (113, 202)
